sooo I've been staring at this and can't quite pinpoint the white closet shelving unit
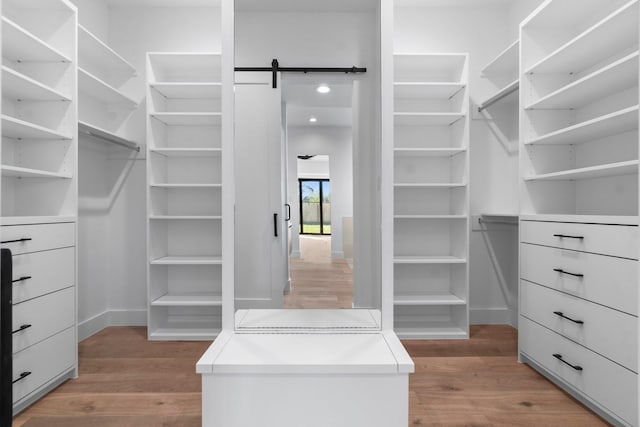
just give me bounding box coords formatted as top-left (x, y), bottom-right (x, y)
top-left (0, 0), bottom-right (79, 414)
top-left (392, 53), bottom-right (470, 339)
top-left (146, 53), bottom-right (224, 340)
top-left (77, 24), bottom-right (138, 148)
top-left (479, 40), bottom-right (519, 111)
top-left (519, 1), bottom-right (638, 426)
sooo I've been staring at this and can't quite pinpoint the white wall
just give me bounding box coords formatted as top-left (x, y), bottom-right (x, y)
top-left (288, 128), bottom-right (353, 258)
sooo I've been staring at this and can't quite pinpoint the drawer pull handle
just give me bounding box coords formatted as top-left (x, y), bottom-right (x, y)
top-left (12, 324), bottom-right (32, 334)
top-left (553, 311), bottom-right (584, 325)
top-left (12, 276), bottom-right (32, 283)
top-left (553, 234), bottom-right (584, 240)
top-left (12, 371), bottom-right (32, 384)
top-left (553, 268), bottom-right (583, 278)
top-left (553, 354), bottom-right (583, 371)
top-left (1, 238), bottom-right (32, 244)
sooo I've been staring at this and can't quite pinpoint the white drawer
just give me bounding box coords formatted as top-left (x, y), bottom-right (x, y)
top-left (1, 222), bottom-right (75, 255)
top-left (12, 327), bottom-right (75, 404)
top-left (520, 243), bottom-right (637, 315)
top-left (13, 287), bottom-right (75, 354)
top-left (12, 247), bottom-right (75, 304)
top-left (520, 317), bottom-right (637, 427)
top-left (520, 220), bottom-right (637, 259)
top-left (520, 281), bottom-right (637, 372)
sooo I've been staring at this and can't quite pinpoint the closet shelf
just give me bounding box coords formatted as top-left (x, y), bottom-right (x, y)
top-left (394, 147), bottom-right (466, 157)
top-left (2, 66), bottom-right (71, 102)
top-left (519, 213), bottom-right (639, 226)
top-left (394, 215), bottom-right (467, 220)
top-left (478, 79), bottom-right (518, 111)
top-left (150, 112), bottom-right (222, 126)
top-left (394, 183), bottom-right (466, 189)
top-left (1, 17), bottom-right (72, 63)
top-left (525, 106), bottom-right (639, 145)
top-left (393, 82), bottom-right (465, 99)
top-left (150, 256), bottom-right (223, 265)
top-left (524, 160), bottom-right (638, 181)
top-left (0, 216), bottom-right (77, 226)
top-left (394, 112), bottom-right (466, 126)
top-left (524, 1), bottom-right (638, 75)
top-left (78, 24), bottom-right (137, 78)
top-left (149, 216), bottom-right (222, 220)
top-left (395, 324), bottom-right (467, 339)
top-left (2, 115), bottom-right (72, 140)
top-left (151, 294), bottom-right (222, 307)
top-left (79, 121), bottom-right (140, 152)
top-left (151, 82), bottom-right (222, 99)
top-left (525, 52), bottom-right (638, 110)
top-left (393, 256), bottom-right (467, 265)
top-left (481, 40), bottom-right (519, 76)
top-left (79, 68), bottom-right (138, 107)
top-left (150, 148), bottom-right (222, 157)
top-left (149, 183), bottom-right (222, 189)
top-left (394, 294), bottom-right (467, 306)
top-left (149, 328), bottom-right (220, 341)
top-left (1, 165), bottom-right (72, 179)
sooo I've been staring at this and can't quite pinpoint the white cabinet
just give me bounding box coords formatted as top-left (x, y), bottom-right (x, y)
top-left (392, 53), bottom-right (470, 339)
top-left (146, 53), bottom-right (225, 340)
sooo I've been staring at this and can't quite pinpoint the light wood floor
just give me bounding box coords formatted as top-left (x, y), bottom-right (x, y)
top-left (13, 325), bottom-right (607, 427)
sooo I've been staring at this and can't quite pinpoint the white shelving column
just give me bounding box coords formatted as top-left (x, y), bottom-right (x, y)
top-left (0, 0), bottom-right (79, 414)
top-left (479, 40), bottom-right (519, 111)
top-left (146, 53), bottom-right (224, 340)
top-left (519, 1), bottom-right (638, 426)
top-left (392, 53), bottom-right (470, 339)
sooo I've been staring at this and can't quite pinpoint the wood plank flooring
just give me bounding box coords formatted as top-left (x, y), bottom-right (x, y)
top-left (13, 325), bottom-right (608, 427)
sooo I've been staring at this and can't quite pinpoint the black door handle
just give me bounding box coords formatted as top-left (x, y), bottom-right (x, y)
top-left (285, 204), bottom-right (291, 221)
top-left (1, 238), bottom-right (32, 244)
top-left (553, 311), bottom-right (584, 325)
top-left (12, 324), bottom-right (32, 334)
top-left (553, 234), bottom-right (584, 240)
top-left (553, 354), bottom-right (583, 371)
top-left (12, 276), bottom-right (32, 284)
top-left (553, 269), bottom-right (583, 278)
top-left (274, 213), bottom-right (278, 237)
top-left (12, 372), bottom-right (32, 384)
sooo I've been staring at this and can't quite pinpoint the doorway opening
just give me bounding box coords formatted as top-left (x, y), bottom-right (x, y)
top-left (299, 178), bottom-right (331, 236)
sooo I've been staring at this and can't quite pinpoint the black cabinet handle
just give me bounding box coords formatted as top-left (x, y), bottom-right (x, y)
top-left (273, 213), bottom-right (278, 237)
top-left (12, 276), bottom-right (32, 283)
top-left (12, 324), bottom-right (32, 334)
top-left (553, 354), bottom-right (583, 371)
top-left (1, 238), bottom-right (32, 244)
top-left (12, 372), bottom-right (32, 384)
top-left (553, 311), bottom-right (584, 325)
top-left (553, 268), bottom-right (584, 278)
top-left (285, 204), bottom-right (291, 221)
top-left (553, 234), bottom-right (584, 240)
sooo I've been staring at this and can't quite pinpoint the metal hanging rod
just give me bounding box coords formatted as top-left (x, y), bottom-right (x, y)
top-left (79, 122), bottom-right (140, 152)
top-left (235, 59), bottom-right (367, 88)
top-left (477, 81), bottom-right (519, 112)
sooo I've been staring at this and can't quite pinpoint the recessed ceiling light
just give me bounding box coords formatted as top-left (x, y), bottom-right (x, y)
top-left (309, 117), bottom-right (318, 123)
top-left (316, 85), bottom-right (331, 94)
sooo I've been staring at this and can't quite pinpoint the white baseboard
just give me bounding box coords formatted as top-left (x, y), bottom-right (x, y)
top-left (78, 309), bottom-right (147, 341)
top-left (470, 308), bottom-right (513, 325)
top-left (331, 251), bottom-right (345, 259)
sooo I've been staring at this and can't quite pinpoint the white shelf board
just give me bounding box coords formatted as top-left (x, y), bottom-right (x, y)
top-left (393, 256), bottom-right (467, 264)
top-left (79, 68), bottom-right (138, 106)
top-left (149, 216), bottom-right (222, 220)
top-left (395, 325), bottom-right (467, 339)
top-left (394, 294), bottom-right (467, 306)
top-left (151, 294), bottom-right (222, 307)
top-left (1, 215), bottom-right (76, 226)
top-left (526, 106), bottom-right (639, 145)
top-left (519, 214), bottom-right (639, 226)
top-left (151, 82), bottom-right (222, 99)
top-left (525, 1), bottom-right (639, 74)
top-left (394, 112), bottom-right (466, 126)
top-left (394, 215), bottom-right (467, 220)
top-left (1, 165), bottom-right (72, 179)
top-left (394, 183), bottom-right (467, 189)
top-left (149, 328), bottom-right (220, 341)
top-left (2, 115), bottom-right (72, 140)
top-left (1, 17), bottom-right (72, 63)
top-left (2, 66), bottom-right (71, 102)
top-left (526, 52), bottom-right (638, 110)
top-left (394, 148), bottom-right (466, 157)
top-left (150, 113), bottom-right (222, 126)
top-left (150, 148), bottom-right (222, 157)
top-left (150, 256), bottom-right (223, 265)
top-left (478, 79), bottom-right (519, 111)
top-left (524, 160), bottom-right (638, 181)
top-left (481, 40), bottom-right (519, 76)
top-left (149, 183), bottom-right (222, 189)
top-left (394, 82), bottom-right (465, 99)
top-left (78, 121), bottom-right (140, 152)
top-left (78, 24), bottom-right (137, 78)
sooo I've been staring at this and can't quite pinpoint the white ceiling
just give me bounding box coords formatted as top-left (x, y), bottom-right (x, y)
top-left (106, 0), bottom-right (219, 6)
top-left (236, 0), bottom-right (376, 13)
top-left (282, 75), bottom-right (353, 128)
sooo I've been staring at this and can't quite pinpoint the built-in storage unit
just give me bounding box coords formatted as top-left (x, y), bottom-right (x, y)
top-left (479, 40), bottom-right (519, 111)
top-left (146, 53), bottom-right (224, 340)
top-left (519, 1), bottom-right (638, 425)
top-left (392, 53), bottom-right (470, 339)
top-left (0, 0), bottom-right (78, 414)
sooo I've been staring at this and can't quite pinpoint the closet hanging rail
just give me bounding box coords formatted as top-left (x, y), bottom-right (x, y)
top-left (478, 80), bottom-right (519, 112)
top-left (78, 121), bottom-right (140, 152)
top-left (235, 59), bottom-right (367, 88)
